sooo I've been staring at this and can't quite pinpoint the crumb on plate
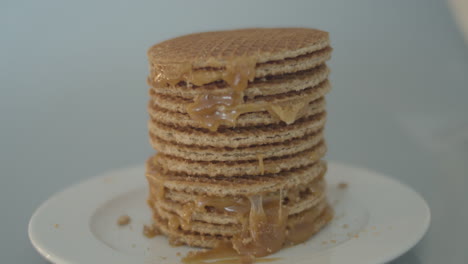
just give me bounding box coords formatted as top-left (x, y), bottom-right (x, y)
top-left (338, 182), bottom-right (348, 189)
top-left (117, 215), bottom-right (131, 226)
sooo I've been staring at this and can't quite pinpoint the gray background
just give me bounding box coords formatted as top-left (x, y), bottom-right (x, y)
top-left (1, 0), bottom-right (467, 263)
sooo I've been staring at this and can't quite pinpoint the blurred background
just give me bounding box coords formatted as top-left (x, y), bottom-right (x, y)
top-left (1, 0), bottom-right (467, 263)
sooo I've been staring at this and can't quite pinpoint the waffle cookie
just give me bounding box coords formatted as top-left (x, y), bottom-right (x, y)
top-left (145, 28), bottom-right (333, 262)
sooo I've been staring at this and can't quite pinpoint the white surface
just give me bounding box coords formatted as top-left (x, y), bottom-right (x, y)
top-left (29, 163), bottom-right (430, 264)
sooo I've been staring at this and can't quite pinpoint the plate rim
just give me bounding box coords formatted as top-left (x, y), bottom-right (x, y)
top-left (28, 161), bottom-right (431, 264)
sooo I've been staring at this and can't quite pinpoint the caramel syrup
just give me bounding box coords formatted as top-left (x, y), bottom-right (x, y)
top-left (182, 243), bottom-right (280, 263)
top-left (185, 58), bottom-right (256, 131)
top-left (179, 191), bottom-right (327, 264)
top-left (153, 58), bottom-right (312, 131)
top-left (150, 58), bottom-right (328, 262)
top-left (256, 154), bottom-right (265, 175)
top-left (146, 170), bottom-right (328, 264)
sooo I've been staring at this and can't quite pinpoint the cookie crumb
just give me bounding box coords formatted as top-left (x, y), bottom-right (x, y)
top-left (342, 224), bottom-right (349, 229)
top-left (321, 241), bottom-right (328, 245)
top-left (338, 182), bottom-right (348, 189)
top-left (54, 224), bottom-right (59, 229)
top-left (143, 224), bottom-right (160, 238)
top-left (176, 252), bottom-right (182, 256)
top-left (353, 234), bottom-right (359, 238)
top-left (330, 240), bottom-right (336, 244)
top-left (117, 215), bottom-right (131, 226)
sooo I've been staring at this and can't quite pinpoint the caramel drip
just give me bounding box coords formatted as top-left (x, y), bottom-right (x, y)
top-left (171, 187), bottom-right (327, 263)
top-left (153, 57), bottom-right (316, 131)
top-left (153, 59), bottom-right (256, 131)
top-left (266, 99), bottom-right (310, 125)
top-left (153, 63), bottom-right (248, 88)
top-left (168, 215), bottom-right (181, 230)
top-left (182, 243), bottom-right (239, 263)
top-left (170, 215), bottom-right (193, 231)
top-left (186, 93), bottom-right (243, 130)
top-left (186, 97), bottom-right (312, 131)
top-left (180, 203), bottom-right (194, 222)
top-left (185, 59), bottom-right (256, 131)
top-left (178, 178), bottom-right (324, 215)
top-left (256, 154), bottom-right (265, 175)
top-left (182, 243), bottom-right (280, 264)
top-left (181, 193), bottom-right (288, 264)
top-left (231, 194), bottom-right (288, 258)
top-left (195, 196), bottom-right (251, 215)
top-left (166, 201), bottom-right (194, 230)
top-left (188, 193), bottom-right (295, 216)
top-left (179, 202), bottom-right (327, 264)
top-left (176, 195), bottom-right (250, 227)
top-left (158, 178), bottom-right (325, 225)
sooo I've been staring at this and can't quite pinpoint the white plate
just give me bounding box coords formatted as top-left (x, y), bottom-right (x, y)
top-left (29, 162), bottom-right (430, 264)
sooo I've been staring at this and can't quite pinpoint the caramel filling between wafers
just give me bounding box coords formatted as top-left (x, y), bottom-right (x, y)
top-left (179, 194), bottom-right (328, 264)
top-left (154, 58), bottom-right (313, 131)
top-left (148, 175), bottom-right (326, 263)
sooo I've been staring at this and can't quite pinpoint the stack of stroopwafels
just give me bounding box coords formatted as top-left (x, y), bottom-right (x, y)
top-left (146, 28), bottom-right (333, 260)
